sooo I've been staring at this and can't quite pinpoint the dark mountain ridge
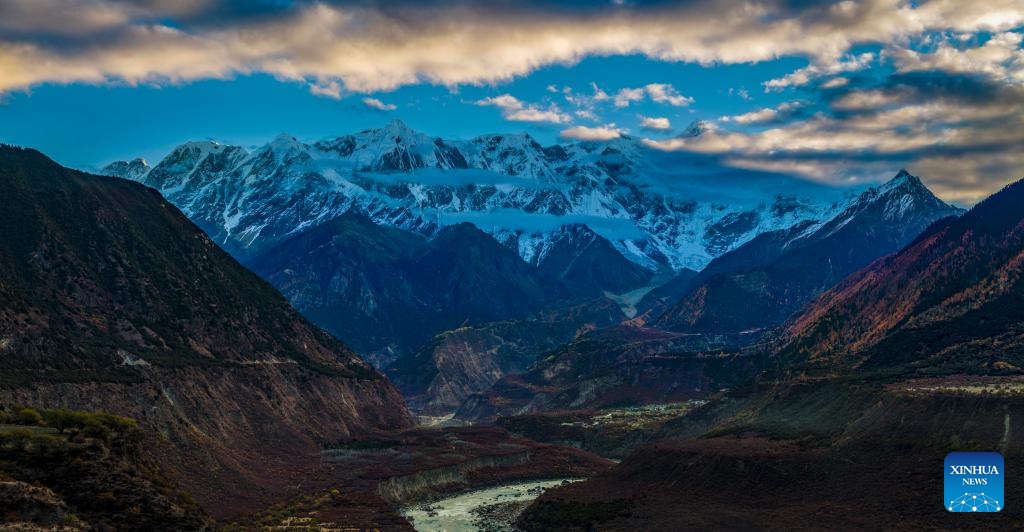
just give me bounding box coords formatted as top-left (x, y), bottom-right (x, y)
top-left (781, 175), bottom-right (1024, 372)
top-left (247, 212), bottom-right (584, 366)
top-left (0, 146), bottom-right (413, 518)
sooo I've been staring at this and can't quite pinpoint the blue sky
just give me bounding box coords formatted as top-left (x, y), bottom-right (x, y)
top-left (0, 54), bottom-right (801, 168)
top-left (1, 1), bottom-right (1023, 203)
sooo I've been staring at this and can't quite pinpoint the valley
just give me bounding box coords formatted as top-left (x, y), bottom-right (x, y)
top-left (1, 130), bottom-right (1021, 530)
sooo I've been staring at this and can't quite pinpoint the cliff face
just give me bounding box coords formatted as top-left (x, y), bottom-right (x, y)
top-left (0, 147), bottom-right (413, 518)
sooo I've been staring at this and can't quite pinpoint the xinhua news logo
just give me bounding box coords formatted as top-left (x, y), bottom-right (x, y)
top-left (945, 452), bottom-right (1004, 513)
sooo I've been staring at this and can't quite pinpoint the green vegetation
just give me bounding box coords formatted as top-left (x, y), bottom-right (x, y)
top-left (0, 404), bottom-right (208, 530)
top-left (14, 407), bottom-right (43, 426)
top-left (224, 487), bottom-right (353, 531)
top-left (0, 405), bottom-right (137, 441)
top-left (0, 405), bottom-right (140, 460)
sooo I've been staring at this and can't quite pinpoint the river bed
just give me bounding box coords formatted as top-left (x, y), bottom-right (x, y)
top-left (401, 478), bottom-right (581, 531)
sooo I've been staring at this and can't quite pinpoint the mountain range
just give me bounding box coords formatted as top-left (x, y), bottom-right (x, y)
top-left (102, 125), bottom-right (965, 418)
top-left (102, 119), bottom-right (853, 273)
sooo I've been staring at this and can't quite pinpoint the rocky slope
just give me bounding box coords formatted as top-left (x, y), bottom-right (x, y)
top-left (102, 119), bottom-right (853, 273)
top-left (0, 146), bottom-right (414, 519)
top-left (781, 175), bottom-right (1024, 372)
top-left (246, 210), bottom-right (640, 412)
top-left (520, 384), bottom-right (1024, 530)
top-left (387, 297), bottom-right (626, 415)
top-left (653, 170), bottom-right (963, 335)
top-left (456, 326), bottom-right (762, 420)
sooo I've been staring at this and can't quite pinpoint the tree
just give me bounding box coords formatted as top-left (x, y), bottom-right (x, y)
top-left (42, 408), bottom-right (75, 434)
top-left (15, 407), bottom-right (42, 426)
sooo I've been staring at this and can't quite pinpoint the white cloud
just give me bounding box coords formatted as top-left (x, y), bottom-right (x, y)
top-left (310, 80), bottom-right (342, 99)
top-left (560, 124), bottom-right (624, 141)
top-left (890, 31), bottom-right (1024, 83)
top-left (590, 82), bottom-right (610, 102)
top-left (819, 77), bottom-right (850, 89)
top-left (614, 83), bottom-right (693, 107)
top-left (830, 90), bottom-right (903, 111)
top-left (764, 52), bottom-right (875, 91)
top-left (644, 83), bottom-right (694, 106)
top-left (613, 87), bottom-right (645, 107)
top-left (646, 85), bottom-right (1024, 204)
top-left (362, 96), bottom-right (397, 111)
top-left (639, 116), bottom-right (671, 130)
top-left (729, 87), bottom-right (752, 100)
top-left (475, 93), bottom-right (570, 123)
top-left (720, 101), bottom-right (806, 125)
top-left (562, 82), bottom-right (611, 121)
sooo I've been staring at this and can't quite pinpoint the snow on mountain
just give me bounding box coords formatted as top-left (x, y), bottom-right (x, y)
top-left (651, 168), bottom-right (964, 335)
top-left (101, 157), bottom-right (150, 181)
top-left (102, 119), bottom-right (858, 271)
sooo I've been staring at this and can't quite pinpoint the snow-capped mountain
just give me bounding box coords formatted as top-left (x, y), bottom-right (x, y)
top-left (101, 157), bottom-right (150, 181)
top-left (652, 169), bottom-right (964, 334)
top-left (103, 119), bottom-right (856, 271)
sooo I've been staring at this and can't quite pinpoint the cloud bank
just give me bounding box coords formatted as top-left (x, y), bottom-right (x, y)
top-left (2, 0), bottom-right (1021, 95)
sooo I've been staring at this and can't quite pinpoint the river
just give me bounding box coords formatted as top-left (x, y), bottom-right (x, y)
top-left (401, 478), bottom-right (581, 531)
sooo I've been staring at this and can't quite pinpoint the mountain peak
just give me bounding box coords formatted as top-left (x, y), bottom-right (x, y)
top-left (436, 221), bottom-right (488, 239)
top-left (101, 157), bottom-right (151, 181)
top-left (841, 169), bottom-right (962, 223)
top-left (269, 132), bottom-right (302, 148)
top-left (877, 169), bottom-right (927, 196)
top-left (679, 120), bottom-right (712, 138)
top-left (383, 118), bottom-right (414, 135)
top-left (177, 140), bottom-right (220, 151)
